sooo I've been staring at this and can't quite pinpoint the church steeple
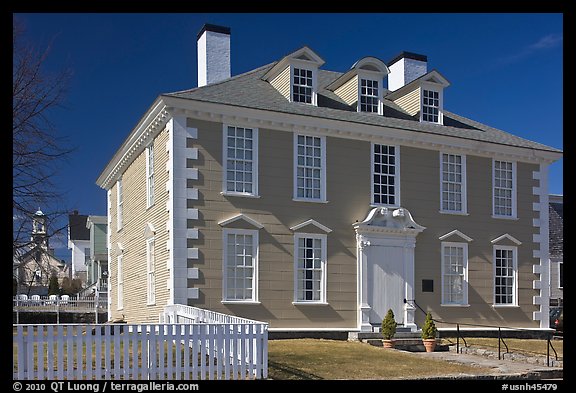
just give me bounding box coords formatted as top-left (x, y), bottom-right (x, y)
top-left (31, 209), bottom-right (47, 247)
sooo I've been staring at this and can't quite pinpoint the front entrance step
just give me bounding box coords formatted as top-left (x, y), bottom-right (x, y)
top-left (364, 338), bottom-right (449, 352)
top-left (355, 331), bottom-right (422, 341)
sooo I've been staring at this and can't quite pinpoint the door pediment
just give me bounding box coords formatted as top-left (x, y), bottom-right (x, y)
top-left (353, 207), bottom-right (425, 236)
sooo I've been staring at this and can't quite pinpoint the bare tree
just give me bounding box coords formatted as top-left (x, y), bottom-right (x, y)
top-left (13, 16), bottom-right (74, 270)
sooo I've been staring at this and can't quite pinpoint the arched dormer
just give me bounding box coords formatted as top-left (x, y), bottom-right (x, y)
top-left (262, 46), bottom-right (325, 106)
top-left (326, 57), bottom-right (389, 115)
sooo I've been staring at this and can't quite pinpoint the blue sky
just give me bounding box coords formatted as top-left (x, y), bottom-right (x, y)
top-left (14, 13), bottom-right (563, 261)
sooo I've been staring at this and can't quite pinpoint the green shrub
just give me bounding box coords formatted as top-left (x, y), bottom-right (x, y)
top-left (381, 309), bottom-right (397, 340)
top-left (421, 312), bottom-right (437, 339)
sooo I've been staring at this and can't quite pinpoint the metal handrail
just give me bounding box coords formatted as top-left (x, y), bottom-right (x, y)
top-left (498, 327), bottom-right (509, 360)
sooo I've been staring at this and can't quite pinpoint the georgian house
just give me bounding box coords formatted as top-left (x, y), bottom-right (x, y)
top-left (96, 24), bottom-right (562, 333)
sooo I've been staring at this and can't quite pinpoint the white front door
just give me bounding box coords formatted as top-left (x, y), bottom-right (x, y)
top-left (369, 246), bottom-right (405, 325)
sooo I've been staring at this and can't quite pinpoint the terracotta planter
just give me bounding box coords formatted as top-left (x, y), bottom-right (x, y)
top-left (382, 339), bottom-right (395, 349)
top-left (422, 338), bottom-right (437, 352)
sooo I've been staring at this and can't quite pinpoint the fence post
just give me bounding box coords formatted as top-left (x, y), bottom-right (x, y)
top-left (498, 327), bottom-right (501, 360)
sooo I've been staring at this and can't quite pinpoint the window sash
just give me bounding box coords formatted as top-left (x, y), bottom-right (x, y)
top-left (117, 255), bottom-right (123, 310)
top-left (441, 153), bottom-right (465, 213)
top-left (360, 78), bottom-right (379, 113)
top-left (422, 89), bottom-right (440, 123)
top-left (442, 244), bottom-right (467, 305)
top-left (292, 67), bottom-right (313, 104)
top-left (146, 144), bottom-right (155, 207)
top-left (493, 160), bottom-right (515, 217)
top-left (147, 238), bottom-right (155, 305)
top-left (224, 126), bottom-right (256, 195)
top-left (372, 144), bottom-right (398, 206)
top-left (294, 234), bottom-right (326, 302)
top-left (295, 134), bottom-right (325, 201)
top-left (223, 230), bottom-right (257, 301)
top-left (494, 247), bottom-right (516, 305)
top-left (117, 178), bottom-right (123, 230)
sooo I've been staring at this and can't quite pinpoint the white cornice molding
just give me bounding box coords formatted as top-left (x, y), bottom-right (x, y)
top-left (491, 233), bottom-right (522, 245)
top-left (290, 219), bottom-right (333, 233)
top-left (218, 213), bottom-right (264, 229)
top-left (439, 229), bottom-right (473, 242)
top-left (164, 96), bottom-right (561, 165)
top-left (97, 99), bottom-right (170, 190)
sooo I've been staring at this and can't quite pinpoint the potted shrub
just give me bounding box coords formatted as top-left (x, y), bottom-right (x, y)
top-left (421, 312), bottom-right (438, 352)
top-left (381, 309), bottom-right (397, 348)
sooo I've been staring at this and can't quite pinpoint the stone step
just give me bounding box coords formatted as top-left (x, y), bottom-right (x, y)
top-left (364, 338), bottom-right (450, 352)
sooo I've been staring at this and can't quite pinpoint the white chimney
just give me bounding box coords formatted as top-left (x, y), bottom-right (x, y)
top-left (197, 24), bottom-right (231, 87)
top-left (387, 52), bottom-right (427, 92)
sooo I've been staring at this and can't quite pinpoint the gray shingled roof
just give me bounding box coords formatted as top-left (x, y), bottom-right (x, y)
top-left (165, 62), bottom-right (561, 153)
top-left (549, 201), bottom-right (563, 258)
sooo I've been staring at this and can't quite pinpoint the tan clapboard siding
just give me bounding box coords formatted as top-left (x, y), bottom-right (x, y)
top-left (393, 86), bottom-right (420, 116)
top-left (108, 126), bottom-right (170, 323)
top-left (270, 65), bottom-right (291, 101)
top-left (186, 119), bottom-right (367, 329)
top-left (400, 147), bottom-right (541, 328)
top-left (334, 75), bottom-right (358, 106)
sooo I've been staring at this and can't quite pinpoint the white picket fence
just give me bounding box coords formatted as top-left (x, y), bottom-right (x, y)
top-left (13, 308), bottom-right (268, 380)
top-left (13, 295), bottom-right (107, 312)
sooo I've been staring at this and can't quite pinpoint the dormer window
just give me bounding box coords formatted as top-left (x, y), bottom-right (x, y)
top-left (262, 46), bottom-right (325, 107)
top-left (327, 57), bottom-right (389, 116)
top-left (422, 87), bottom-right (441, 123)
top-left (292, 67), bottom-right (313, 104)
top-left (360, 79), bottom-right (379, 113)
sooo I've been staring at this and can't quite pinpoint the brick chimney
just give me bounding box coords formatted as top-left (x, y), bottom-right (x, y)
top-left (197, 24), bottom-right (231, 87)
top-left (387, 52), bottom-right (427, 91)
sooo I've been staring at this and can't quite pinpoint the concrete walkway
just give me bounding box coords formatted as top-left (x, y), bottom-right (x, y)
top-left (400, 348), bottom-right (563, 380)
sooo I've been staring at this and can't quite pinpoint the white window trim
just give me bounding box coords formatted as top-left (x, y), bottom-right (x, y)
top-left (558, 261), bottom-right (563, 289)
top-left (420, 84), bottom-right (444, 125)
top-left (371, 143), bottom-right (400, 207)
top-left (146, 143), bottom-right (155, 209)
top-left (290, 62), bottom-right (317, 106)
top-left (222, 125), bottom-right (259, 198)
top-left (439, 152), bottom-right (468, 215)
top-left (116, 178), bottom-right (123, 231)
top-left (441, 242), bottom-right (469, 306)
top-left (492, 159), bottom-right (517, 219)
top-left (146, 237), bottom-right (155, 306)
top-left (357, 71), bottom-right (383, 115)
top-left (492, 245), bottom-right (518, 307)
top-left (293, 232), bottom-right (328, 305)
top-left (117, 254), bottom-right (123, 311)
top-left (293, 133), bottom-right (327, 203)
top-left (222, 228), bottom-right (259, 303)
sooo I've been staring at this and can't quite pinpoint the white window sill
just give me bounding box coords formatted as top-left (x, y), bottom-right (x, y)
top-left (292, 198), bottom-right (329, 204)
top-left (221, 192), bottom-right (261, 199)
top-left (370, 204), bottom-right (401, 209)
top-left (292, 301), bottom-right (329, 306)
top-left (491, 215), bottom-right (519, 221)
top-left (492, 304), bottom-right (520, 308)
top-left (117, 308), bottom-right (124, 311)
top-left (221, 300), bottom-right (261, 305)
top-left (439, 210), bottom-right (469, 216)
top-left (441, 303), bottom-right (470, 307)
top-left (147, 303), bottom-right (156, 306)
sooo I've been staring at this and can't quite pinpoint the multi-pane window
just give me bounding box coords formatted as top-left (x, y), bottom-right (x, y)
top-left (442, 243), bottom-right (468, 305)
top-left (559, 262), bottom-right (563, 289)
top-left (146, 143), bottom-right (155, 208)
top-left (441, 153), bottom-right (466, 213)
top-left (224, 126), bottom-right (257, 195)
top-left (295, 134), bottom-right (325, 201)
top-left (146, 238), bottom-right (155, 305)
top-left (117, 255), bottom-right (123, 310)
top-left (117, 178), bottom-right (123, 231)
top-left (223, 229), bottom-right (258, 302)
top-left (294, 234), bottom-right (326, 303)
top-left (293, 68), bottom-right (313, 104)
top-left (494, 246), bottom-right (516, 305)
top-left (422, 89), bottom-right (440, 123)
top-left (85, 248), bottom-right (91, 265)
top-left (493, 160), bottom-right (515, 217)
top-left (372, 144), bottom-right (398, 206)
top-left (360, 79), bottom-right (379, 113)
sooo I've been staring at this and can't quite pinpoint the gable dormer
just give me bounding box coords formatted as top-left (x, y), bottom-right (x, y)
top-left (262, 46), bottom-right (325, 106)
top-left (386, 52), bottom-right (450, 125)
top-left (326, 57), bottom-right (389, 115)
